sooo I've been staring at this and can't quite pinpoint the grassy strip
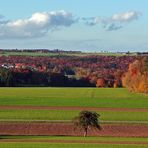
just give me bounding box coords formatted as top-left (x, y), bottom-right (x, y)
top-left (0, 143), bottom-right (147, 148)
top-left (0, 88), bottom-right (147, 108)
top-left (0, 51), bottom-right (128, 57)
top-left (0, 136), bottom-right (148, 148)
top-left (0, 136), bottom-right (148, 147)
top-left (1, 110), bottom-right (148, 121)
top-left (1, 136), bottom-right (148, 142)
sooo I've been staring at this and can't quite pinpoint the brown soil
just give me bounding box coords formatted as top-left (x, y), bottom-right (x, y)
top-left (0, 122), bottom-right (148, 137)
top-left (0, 105), bottom-right (148, 112)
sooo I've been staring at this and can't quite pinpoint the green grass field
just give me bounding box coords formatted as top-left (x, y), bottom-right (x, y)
top-left (0, 51), bottom-right (130, 57)
top-left (0, 143), bottom-right (147, 148)
top-left (1, 109), bottom-right (148, 122)
top-left (0, 136), bottom-right (148, 148)
top-left (0, 87), bottom-right (148, 122)
top-left (0, 88), bottom-right (147, 108)
top-left (1, 136), bottom-right (148, 142)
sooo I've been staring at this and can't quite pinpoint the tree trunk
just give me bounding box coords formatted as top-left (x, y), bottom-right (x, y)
top-left (84, 128), bottom-right (88, 137)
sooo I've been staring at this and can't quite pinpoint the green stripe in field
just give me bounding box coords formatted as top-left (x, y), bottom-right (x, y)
top-left (1, 136), bottom-right (148, 142)
top-left (0, 143), bottom-right (147, 148)
top-left (1, 110), bottom-right (148, 121)
top-left (0, 51), bottom-right (129, 57)
top-left (0, 88), bottom-right (147, 108)
top-left (0, 136), bottom-right (148, 148)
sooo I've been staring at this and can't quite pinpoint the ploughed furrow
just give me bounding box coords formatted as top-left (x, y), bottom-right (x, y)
top-left (0, 122), bottom-right (148, 137)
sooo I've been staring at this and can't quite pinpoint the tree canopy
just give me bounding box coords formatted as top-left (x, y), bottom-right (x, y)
top-left (122, 57), bottom-right (148, 93)
top-left (73, 111), bottom-right (101, 137)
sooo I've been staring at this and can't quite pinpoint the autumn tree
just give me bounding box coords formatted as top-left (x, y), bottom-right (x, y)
top-left (122, 57), bottom-right (148, 93)
top-left (114, 70), bottom-right (123, 88)
top-left (73, 111), bottom-right (101, 137)
top-left (96, 78), bottom-right (105, 87)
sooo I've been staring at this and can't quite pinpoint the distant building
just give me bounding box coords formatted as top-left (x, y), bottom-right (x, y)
top-left (1, 64), bottom-right (14, 69)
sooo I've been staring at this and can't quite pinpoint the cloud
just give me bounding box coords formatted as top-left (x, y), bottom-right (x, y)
top-left (106, 23), bottom-right (123, 31)
top-left (83, 11), bottom-right (141, 31)
top-left (0, 10), bottom-right (142, 39)
top-left (111, 11), bottom-right (140, 22)
top-left (82, 17), bottom-right (100, 26)
top-left (0, 10), bottom-right (77, 38)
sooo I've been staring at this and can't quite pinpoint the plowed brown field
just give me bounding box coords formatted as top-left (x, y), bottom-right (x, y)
top-left (0, 122), bottom-right (148, 137)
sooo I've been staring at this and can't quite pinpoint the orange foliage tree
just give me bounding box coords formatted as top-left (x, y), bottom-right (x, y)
top-left (122, 57), bottom-right (148, 93)
top-left (96, 78), bottom-right (105, 87)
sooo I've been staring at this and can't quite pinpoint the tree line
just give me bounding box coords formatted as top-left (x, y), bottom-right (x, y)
top-left (0, 55), bottom-right (137, 87)
top-left (0, 68), bottom-right (95, 87)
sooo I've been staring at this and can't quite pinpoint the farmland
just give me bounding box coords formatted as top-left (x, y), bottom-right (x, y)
top-left (0, 88), bottom-right (147, 108)
top-left (1, 109), bottom-right (148, 122)
top-left (0, 87), bottom-right (148, 147)
top-left (0, 136), bottom-right (148, 147)
top-left (0, 50), bottom-right (131, 57)
top-left (0, 143), bottom-right (147, 148)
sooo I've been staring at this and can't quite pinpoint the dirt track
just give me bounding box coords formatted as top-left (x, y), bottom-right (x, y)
top-left (0, 122), bottom-right (148, 137)
top-left (1, 105), bottom-right (148, 112)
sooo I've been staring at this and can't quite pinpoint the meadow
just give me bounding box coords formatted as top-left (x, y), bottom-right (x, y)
top-left (0, 143), bottom-right (147, 148)
top-left (0, 136), bottom-right (148, 148)
top-left (0, 51), bottom-right (128, 57)
top-left (1, 109), bottom-right (148, 122)
top-left (1, 136), bottom-right (148, 141)
top-left (0, 88), bottom-right (147, 108)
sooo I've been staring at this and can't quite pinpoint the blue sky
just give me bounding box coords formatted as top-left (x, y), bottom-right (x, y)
top-left (0, 0), bottom-right (147, 52)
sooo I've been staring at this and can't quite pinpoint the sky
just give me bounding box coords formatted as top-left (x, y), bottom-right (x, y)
top-left (0, 0), bottom-right (148, 52)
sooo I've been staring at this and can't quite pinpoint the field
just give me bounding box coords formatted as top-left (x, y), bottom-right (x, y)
top-left (0, 143), bottom-right (147, 148)
top-left (1, 110), bottom-right (148, 122)
top-left (0, 88), bottom-right (148, 147)
top-left (0, 51), bottom-right (130, 57)
top-left (0, 88), bottom-right (147, 108)
top-left (0, 136), bottom-right (148, 147)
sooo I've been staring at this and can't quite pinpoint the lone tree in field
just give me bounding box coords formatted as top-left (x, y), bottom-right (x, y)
top-left (73, 111), bottom-right (101, 137)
